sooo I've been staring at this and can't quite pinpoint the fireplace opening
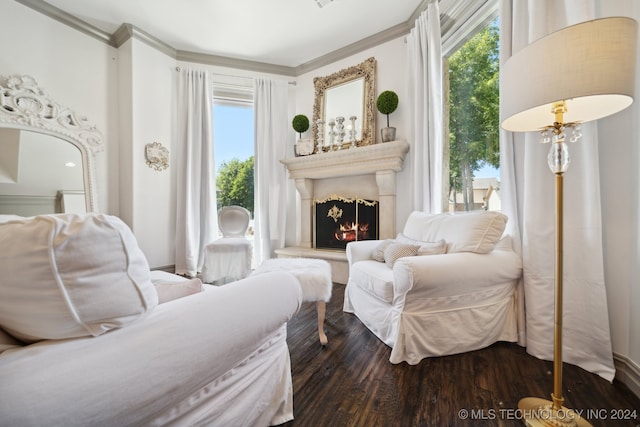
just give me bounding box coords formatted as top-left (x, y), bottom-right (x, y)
top-left (314, 195), bottom-right (379, 251)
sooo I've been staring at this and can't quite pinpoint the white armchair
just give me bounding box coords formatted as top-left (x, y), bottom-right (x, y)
top-left (343, 210), bottom-right (522, 365)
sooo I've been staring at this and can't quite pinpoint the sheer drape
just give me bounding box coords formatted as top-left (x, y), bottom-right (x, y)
top-left (175, 69), bottom-right (217, 277)
top-left (253, 78), bottom-right (290, 265)
top-left (407, 1), bottom-right (444, 213)
top-left (499, 0), bottom-right (615, 380)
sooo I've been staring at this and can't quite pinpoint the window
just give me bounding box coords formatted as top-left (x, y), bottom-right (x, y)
top-left (444, 16), bottom-right (500, 212)
top-left (213, 87), bottom-right (254, 220)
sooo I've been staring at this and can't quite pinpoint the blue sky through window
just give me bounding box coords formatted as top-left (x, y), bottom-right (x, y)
top-left (213, 104), bottom-right (254, 172)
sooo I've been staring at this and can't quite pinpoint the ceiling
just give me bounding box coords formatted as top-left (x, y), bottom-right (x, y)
top-left (22, 0), bottom-right (429, 73)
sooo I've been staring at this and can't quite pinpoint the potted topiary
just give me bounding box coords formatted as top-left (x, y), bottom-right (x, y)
top-left (376, 90), bottom-right (399, 142)
top-left (292, 114), bottom-right (310, 139)
top-left (292, 114), bottom-right (313, 156)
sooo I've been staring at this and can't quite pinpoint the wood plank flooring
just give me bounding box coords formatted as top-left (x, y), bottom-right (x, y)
top-left (281, 283), bottom-right (640, 427)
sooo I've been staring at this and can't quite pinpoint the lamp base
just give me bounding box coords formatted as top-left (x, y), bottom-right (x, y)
top-left (517, 397), bottom-right (592, 427)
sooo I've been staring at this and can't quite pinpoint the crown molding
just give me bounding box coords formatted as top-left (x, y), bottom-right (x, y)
top-left (15, 0), bottom-right (433, 76)
top-left (112, 23), bottom-right (177, 59)
top-left (295, 21), bottom-right (412, 75)
top-left (176, 51), bottom-right (296, 77)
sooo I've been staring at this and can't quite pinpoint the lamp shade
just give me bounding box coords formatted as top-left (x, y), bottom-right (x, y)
top-left (501, 17), bottom-right (637, 132)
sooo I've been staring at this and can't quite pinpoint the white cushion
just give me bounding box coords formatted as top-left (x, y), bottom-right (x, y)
top-left (402, 211), bottom-right (507, 254)
top-left (0, 213), bottom-right (158, 342)
top-left (350, 260), bottom-right (395, 303)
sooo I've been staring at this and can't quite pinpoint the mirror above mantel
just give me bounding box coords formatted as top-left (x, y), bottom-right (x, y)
top-left (312, 57), bottom-right (376, 150)
top-left (0, 75), bottom-right (103, 216)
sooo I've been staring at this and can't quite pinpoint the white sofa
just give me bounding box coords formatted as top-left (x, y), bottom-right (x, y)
top-left (343, 210), bottom-right (522, 365)
top-left (0, 213), bottom-right (302, 427)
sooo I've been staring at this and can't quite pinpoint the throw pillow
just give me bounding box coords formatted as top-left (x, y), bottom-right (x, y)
top-left (383, 243), bottom-right (420, 268)
top-left (396, 233), bottom-right (447, 256)
top-left (372, 239), bottom-right (395, 262)
top-left (154, 278), bottom-right (204, 304)
top-left (0, 213), bottom-right (158, 342)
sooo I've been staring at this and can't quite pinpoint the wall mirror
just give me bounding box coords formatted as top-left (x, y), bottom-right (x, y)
top-left (0, 75), bottom-right (103, 215)
top-left (312, 57), bottom-right (376, 149)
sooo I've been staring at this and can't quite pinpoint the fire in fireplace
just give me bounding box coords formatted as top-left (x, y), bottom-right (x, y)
top-left (314, 195), bottom-right (379, 250)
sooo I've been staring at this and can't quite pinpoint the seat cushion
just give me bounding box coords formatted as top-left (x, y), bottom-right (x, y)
top-left (350, 260), bottom-right (395, 303)
top-left (402, 211), bottom-right (507, 254)
top-left (0, 213), bottom-right (158, 342)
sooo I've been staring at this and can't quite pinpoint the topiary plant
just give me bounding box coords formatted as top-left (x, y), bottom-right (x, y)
top-left (292, 114), bottom-right (310, 139)
top-left (376, 90), bottom-right (399, 127)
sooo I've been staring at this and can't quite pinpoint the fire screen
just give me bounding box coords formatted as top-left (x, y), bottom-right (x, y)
top-left (314, 195), bottom-right (379, 250)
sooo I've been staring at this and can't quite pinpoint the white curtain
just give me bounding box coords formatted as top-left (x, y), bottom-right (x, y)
top-left (253, 78), bottom-right (290, 265)
top-left (500, 0), bottom-right (615, 381)
top-left (175, 69), bottom-right (217, 277)
top-left (407, 1), bottom-right (444, 213)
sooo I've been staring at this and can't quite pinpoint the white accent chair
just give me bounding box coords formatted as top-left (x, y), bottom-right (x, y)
top-left (343, 210), bottom-right (522, 364)
top-left (202, 206), bottom-right (253, 284)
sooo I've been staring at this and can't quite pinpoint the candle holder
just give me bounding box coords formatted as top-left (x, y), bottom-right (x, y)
top-left (349, 116), bottom-right (357, 148)
top-left (327, 119), bottom-right (335, 152)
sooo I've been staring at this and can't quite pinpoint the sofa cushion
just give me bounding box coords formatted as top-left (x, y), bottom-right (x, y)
top-left (402, 211), bottom-right (507, 254)
top-left (350, 260), bottom-right (395, 303)
top-left (0, 213), bottom-right (158, 342)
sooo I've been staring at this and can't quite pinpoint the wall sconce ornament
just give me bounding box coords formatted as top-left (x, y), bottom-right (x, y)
top-left (145, 141), bottom-right (169, 171)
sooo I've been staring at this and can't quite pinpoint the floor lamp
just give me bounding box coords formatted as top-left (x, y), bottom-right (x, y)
top-left (500, 17), bottom-right (637, 427)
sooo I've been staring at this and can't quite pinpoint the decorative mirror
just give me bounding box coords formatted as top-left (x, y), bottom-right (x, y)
top-left (312, 57), bottom-right (376, 149)
top-left (0, 75), bottom-right (103, 215)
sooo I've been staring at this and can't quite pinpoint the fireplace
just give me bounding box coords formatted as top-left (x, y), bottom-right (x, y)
top-left (277, 140), bottom-right (409, 284)
top-left (314, 196), bottom-right (378, 250)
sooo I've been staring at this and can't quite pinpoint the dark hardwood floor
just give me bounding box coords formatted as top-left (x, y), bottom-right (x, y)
top-left (282, 283), bottom-right (640, 427)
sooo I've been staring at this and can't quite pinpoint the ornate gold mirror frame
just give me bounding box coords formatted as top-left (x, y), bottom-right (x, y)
top-left (312, 57), bottom-right (376, 149)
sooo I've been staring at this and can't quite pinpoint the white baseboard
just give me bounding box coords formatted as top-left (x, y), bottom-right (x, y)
top-left (613, 352), bottom-right (640, 398)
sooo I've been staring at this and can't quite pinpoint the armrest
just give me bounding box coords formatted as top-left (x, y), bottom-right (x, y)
top-left (392, 249), bottom-right (522, 301)
top-left (346, 240), bottom-right (382, 266)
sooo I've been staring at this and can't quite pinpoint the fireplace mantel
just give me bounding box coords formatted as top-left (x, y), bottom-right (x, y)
top-left (281, 140), bottom-right (409, 180)
top-left (278, 139), bottom-right (409, 284)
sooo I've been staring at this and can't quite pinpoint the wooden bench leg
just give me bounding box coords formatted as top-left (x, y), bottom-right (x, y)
top-left (316, 300), bottom-right (328, 345)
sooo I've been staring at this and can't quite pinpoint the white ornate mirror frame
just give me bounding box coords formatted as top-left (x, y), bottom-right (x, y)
top-left (312, 57), bottom-right (376, 149)
top-left (0, 75), bottom-right (103, 212)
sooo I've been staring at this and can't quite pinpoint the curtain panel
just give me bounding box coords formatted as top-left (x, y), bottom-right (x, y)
top-left (253, 78), bottom-right (290, 265)
top-left (407, 2), bottom-right (444, 213)
top-left (175, 69), bottom-right (217, 277)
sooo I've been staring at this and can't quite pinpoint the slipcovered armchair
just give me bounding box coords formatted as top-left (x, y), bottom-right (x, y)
top-left (343, 210), bottom-right (522, 365)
